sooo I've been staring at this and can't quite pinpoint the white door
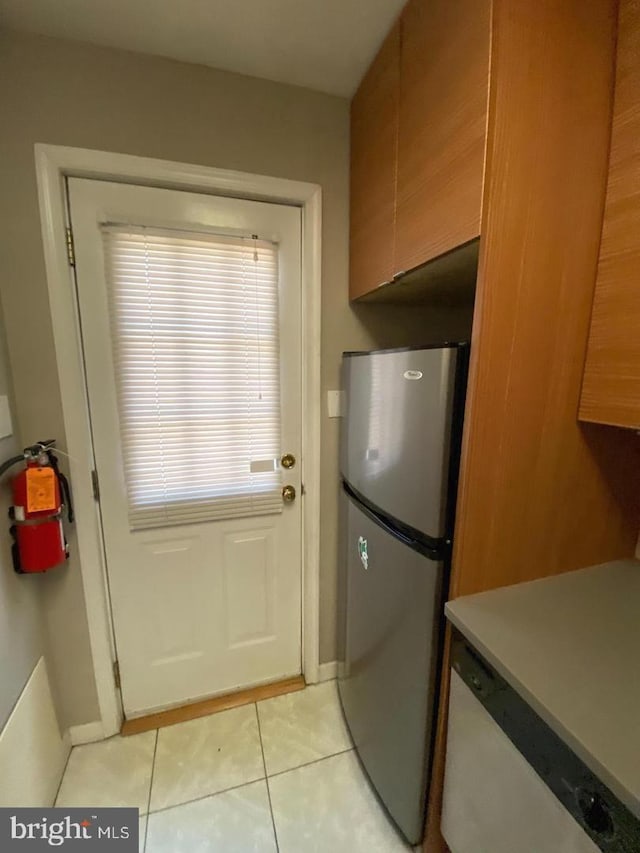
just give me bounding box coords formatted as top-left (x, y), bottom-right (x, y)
top-left (67, 178), bottom-right (302, 717)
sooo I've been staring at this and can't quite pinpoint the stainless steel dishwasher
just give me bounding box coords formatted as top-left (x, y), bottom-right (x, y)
top-left (442, 635), bottom-right (640, 853)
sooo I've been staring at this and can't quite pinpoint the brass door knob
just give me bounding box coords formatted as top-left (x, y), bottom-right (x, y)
top-left (282, 484), bottom-right (296, 503)
top-left (281, 453), bottom-right (296, 470)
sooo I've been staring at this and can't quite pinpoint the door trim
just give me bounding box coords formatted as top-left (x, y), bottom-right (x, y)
top-left (35, 144), bottom-right (322, 737)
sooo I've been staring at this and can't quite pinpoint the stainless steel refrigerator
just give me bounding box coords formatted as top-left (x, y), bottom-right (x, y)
top-left (337, 343), bottom-right (468, 846)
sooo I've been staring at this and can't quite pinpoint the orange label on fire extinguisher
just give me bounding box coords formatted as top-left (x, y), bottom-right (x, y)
top-left (26, 467), bottom-right (57, 513)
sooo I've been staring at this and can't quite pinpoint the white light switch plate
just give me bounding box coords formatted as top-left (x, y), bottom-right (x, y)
top-left (0, 396), bottom-right (13, 439)
top-left (327, 390), bottom-right (344, 418)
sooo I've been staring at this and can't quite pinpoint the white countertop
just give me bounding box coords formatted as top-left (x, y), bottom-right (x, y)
top-left (445, 559), bottom-right (640, 819)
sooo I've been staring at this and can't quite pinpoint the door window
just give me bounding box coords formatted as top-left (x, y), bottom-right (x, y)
top-left (102, 225), bottom-right (282, 529)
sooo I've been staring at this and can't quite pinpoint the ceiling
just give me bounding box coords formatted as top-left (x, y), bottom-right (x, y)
top-left (0, 0), bottom-right (406, 97)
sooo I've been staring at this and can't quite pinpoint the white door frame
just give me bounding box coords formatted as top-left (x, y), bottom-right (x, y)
top-left (34, 144), bottom-right (322, 738)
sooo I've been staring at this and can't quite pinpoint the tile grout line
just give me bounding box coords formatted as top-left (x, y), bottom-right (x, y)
top-left (267, 746), bottom-right (355, 781)
top-left (144, 775), bottom-right (266, 818)
top-left (254, 701), bottom-right (280, 852)
top-left (142, 746), bottom-right (357, 818)
top-left (142, 729), bottom-right (159, 852)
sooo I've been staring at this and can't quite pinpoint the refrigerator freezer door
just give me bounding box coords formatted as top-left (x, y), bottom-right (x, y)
top-left (338, 491), bottom-right (443, 845)
top-left (341, 347), bottom-right (458, 540)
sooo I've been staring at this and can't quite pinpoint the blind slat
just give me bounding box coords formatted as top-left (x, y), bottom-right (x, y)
top-left (103, 225), bottom-right (282, 531)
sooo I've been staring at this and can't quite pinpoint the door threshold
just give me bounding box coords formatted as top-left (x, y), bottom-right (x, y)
top-left (120, 675), bottom-right (306, 736)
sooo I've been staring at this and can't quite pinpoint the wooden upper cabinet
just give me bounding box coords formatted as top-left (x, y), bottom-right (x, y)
top-left (394, 0), bottom-right (490, 275)
top-left (349, 23), bottom-right (400, 300)
top-left (580, 0), bottom-right (640, 429)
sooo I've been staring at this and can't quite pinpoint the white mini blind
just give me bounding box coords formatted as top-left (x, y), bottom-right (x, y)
top-left (101, 225), bottom-right (282, 530)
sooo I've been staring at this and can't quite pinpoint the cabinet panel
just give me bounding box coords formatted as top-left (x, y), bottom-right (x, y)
top-left (580, 0), bottom-right (640, 429)
top-left (395, 0), bottom-right (490, 275)
top-left (349, 23), bottom-right (400, 300)
top-left (424, 2), bottom-right (636, 851)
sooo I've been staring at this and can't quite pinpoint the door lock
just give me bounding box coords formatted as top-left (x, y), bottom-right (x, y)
top-left (282, 484), bottom-right (296, 503)
top-left (281, 453), bottom-right (296, 470)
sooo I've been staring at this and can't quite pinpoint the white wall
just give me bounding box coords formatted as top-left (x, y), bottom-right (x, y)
top-left (0, 302), bottom-right (45, 730)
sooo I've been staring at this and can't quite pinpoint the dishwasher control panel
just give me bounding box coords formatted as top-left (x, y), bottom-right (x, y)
top-left (451, 634), bottom-right (640, 853)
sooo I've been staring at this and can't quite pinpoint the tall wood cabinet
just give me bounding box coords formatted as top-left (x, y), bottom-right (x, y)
top-left (580, 0), bottom-right (640, 430)
top-left (349, 0), bottom-right (490, 300)
top-left (395, 0), bottom-right (489, 274)
top-left (349, 24), bottom-right (400, 300)
top-left (426, 1), bottom-right (640, 850)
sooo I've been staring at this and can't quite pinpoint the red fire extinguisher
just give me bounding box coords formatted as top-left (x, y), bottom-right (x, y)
top-left (1, 440), bottom-right (74, 574)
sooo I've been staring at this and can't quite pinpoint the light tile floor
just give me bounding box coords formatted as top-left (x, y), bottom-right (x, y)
top-left (55, 681), bottom-right (417, 852)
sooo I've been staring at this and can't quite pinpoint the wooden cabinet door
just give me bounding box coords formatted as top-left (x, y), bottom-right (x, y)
top-left (395, 0), bottom-right (490, 275)
top-left (349, 23), bottom-right (400, 300)
top-left (580, 0), bottom-right (640, 429)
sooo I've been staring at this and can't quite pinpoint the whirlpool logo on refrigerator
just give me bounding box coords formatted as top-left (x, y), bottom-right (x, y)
top-left (358, 536), bottom-right (369, 570)
top-left (1, 809), bottom-right (138, 850)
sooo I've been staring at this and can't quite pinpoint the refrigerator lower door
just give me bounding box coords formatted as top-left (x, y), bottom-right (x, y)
top-left (338, 491), bottom-right (444, 845)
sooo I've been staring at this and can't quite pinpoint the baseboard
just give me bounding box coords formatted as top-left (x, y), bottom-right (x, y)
top-left (67, 721), bottom-right (105, 746)
top-left (317, 661), bottom-right (338, 682)
top-left (0, 657), bottom-right (70, 807)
